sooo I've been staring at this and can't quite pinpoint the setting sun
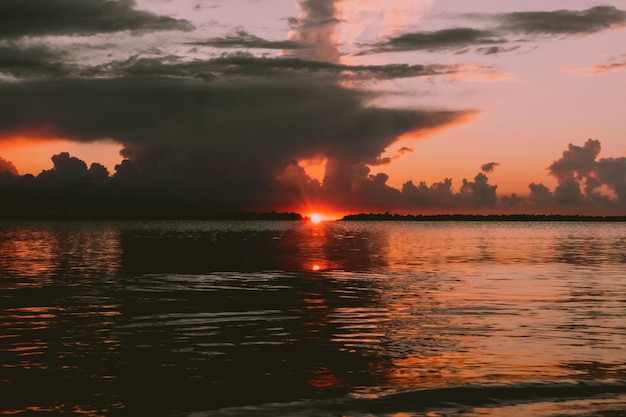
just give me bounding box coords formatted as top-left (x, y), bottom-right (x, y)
top-left (309, 213), bottom-right (323, 223)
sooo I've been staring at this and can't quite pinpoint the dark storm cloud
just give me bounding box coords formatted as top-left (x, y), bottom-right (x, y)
top-left (0, 70), bottom-right (473, 209)
top-left (0, 0), bottom-right (485, 214)
top-left (0, 0), bottom-right (193, 39)
top-left (0, 45), bottom-right (70, 78)
top-left (189, 31), bottom-right (307, 50)
top-left (497, 6), bottom-right (626, 35)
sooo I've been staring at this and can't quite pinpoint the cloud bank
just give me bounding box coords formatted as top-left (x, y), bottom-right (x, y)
top-left (1, 139), bottom-right (624, 216)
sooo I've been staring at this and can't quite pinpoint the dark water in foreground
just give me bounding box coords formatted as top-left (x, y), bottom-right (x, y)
top-left (1, 220), bottom-right (626, 416)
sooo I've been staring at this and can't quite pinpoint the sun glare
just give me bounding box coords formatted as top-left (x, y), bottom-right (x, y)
top-left (309, 213), bottom-right (323, 223)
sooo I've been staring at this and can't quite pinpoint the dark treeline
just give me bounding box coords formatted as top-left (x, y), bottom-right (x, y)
top-left (343, 213), bottom-right (626, 222)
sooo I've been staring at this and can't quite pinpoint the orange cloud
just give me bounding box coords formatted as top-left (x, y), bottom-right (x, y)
top-left (564, 54), bottom-right (626, 76)
top-left (396, 110), bottom-right (481, 142)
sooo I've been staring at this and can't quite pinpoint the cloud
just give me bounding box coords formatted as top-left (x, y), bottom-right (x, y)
top-left (567, 54), bottom-right (626, 76)
top-left (2, 139), bottom-right (625, 216)
top-left (547, 139), bottom-right (626, 205)
top-left (0, 156), bottom-right (18, 177)
top-left (84, 53), bottom-right (492, 82)
top-left (362, 6), bottom-right (625, 56)
top-left (0, 45), bottom-right (70, 78)
top-left (0, 0), bottom-right (193, 39)
top-left (528, 183), bottom-right (553, 205)
top-left (37, 151), bottom-right (88, 182)
top-left (475, 45), bottom-right (521, 55)
top-left (0, 0), bottom-right (484, 214)
top-left (497, 6), bottom-right (626, 35)
top-left (4, 1), bottom-right (621, 216)
top-left (480, 162), bottom-right (500, 173)
top-left (288, 0), bottom-right (341, 62)
top-left (189, 30), bottom-right (307, 50)
top-left (0, 67), bottom-right (474, 210)
top-left (400, 169), bottom-right (499, 210)
top-left (459, 172), bottom-right (498, 206)
top-left (402, 178), bottom-right (454, 208)
top-left (364, 27), bottom-right (504, 54)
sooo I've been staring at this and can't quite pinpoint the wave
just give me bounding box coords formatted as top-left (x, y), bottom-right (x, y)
top-left (189, 380), bottom-right (626, 417)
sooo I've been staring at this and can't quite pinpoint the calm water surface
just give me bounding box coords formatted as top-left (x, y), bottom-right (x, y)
top-left (1, 220), bottom-right (625, 416)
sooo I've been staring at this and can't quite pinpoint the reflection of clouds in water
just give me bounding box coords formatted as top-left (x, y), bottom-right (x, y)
top-left (120, 221), bottom-right (390, 274)
top-left (3, 221), bottom-right (626, 413)
top-left (0, 223), bottom-right (121, 280)
top-left (551, 232), bottom-right (624, 266)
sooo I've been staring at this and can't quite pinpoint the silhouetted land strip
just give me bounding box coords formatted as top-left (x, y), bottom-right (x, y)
top-left (0, 206), bottom-right (304, 221)
top-left (342, 213), bottom-right (626, 222)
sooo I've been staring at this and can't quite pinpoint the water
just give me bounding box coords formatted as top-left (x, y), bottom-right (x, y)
top-left (1, 220), bottom-right (625, 416)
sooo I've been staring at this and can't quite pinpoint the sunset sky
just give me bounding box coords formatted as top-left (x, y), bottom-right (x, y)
top-left (0, 0), bottom-right (625, 215)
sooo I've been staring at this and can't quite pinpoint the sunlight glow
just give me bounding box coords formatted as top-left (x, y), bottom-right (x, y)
top-left (0, 136), bottom-right (122, 176)
top-left (309, 213), bottom-right (323, 224)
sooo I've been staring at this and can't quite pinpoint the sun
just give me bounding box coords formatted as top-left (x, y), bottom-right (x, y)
top-left (309, 213), bottom-right (323, 224)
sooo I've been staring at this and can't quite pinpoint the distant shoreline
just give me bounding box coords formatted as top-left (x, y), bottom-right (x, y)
top-left (0, 211), bottom-right (305, 221)
top-left (2, 210), bottom-right (626, 222)
top-left (341, 213), bottom-right (626, 222)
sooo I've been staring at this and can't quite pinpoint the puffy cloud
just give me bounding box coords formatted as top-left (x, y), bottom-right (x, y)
top-left (37, 152), bottom-right (89, 182)
top-left (528, 183), bottom-right (553, 205)
top-left (548, 139), bottom-right (600, 182)
top-left (401, 178), bottom-right (454, 208)
top-left (548, 139), bottom-right (626, 204)
top-left (596, 158), bottom-right (626, 203)
top-left (89, 162), bottom-right (110, 182)
top-left (0, 0), bottom-right (193, 39)
top-left (459, 172), bottom-right (498, 206)
top-left (0, 157), bottom-right (18, 177)
top-left (2, 139), bottom-right (625, 216)
top-left (400, 169), bottom-right (499, 210)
